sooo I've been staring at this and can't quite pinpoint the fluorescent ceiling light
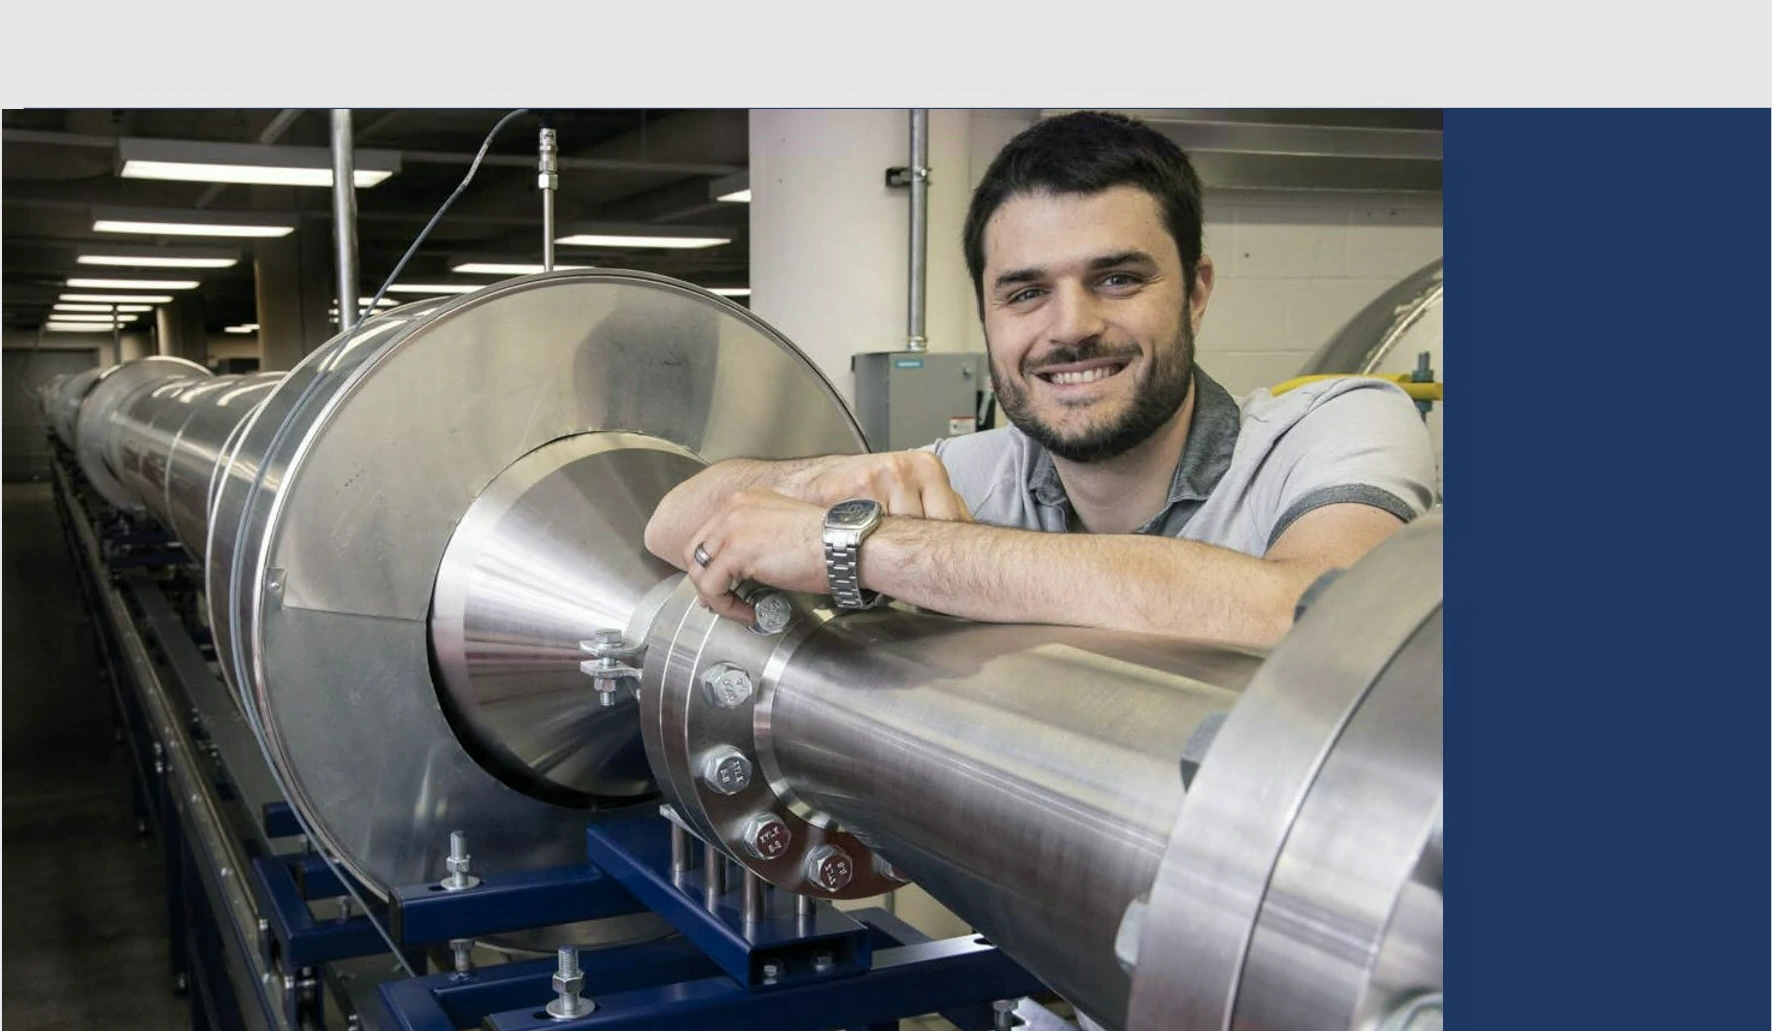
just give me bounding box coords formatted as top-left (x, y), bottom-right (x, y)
top-left (556, 233), bottom-right (731, 249)
top-left (91, 206), bottom-right (297, 239)
top-left (56, 303), bottom-right (153, 313)
top-left (450, 262), bottom-right (592, 275)
top-left (50, 313), bottom-right (139, 323)
top-left (224, 324), bottom-right (259, 334)
top-left (78, 249), bottom-right (238, 269)
top-left (67, 277), bottom-right (200, 290)
top-left (709, 172), bottom-right (749, 204)
top-left (117, 137), bottom-right (400, 188)
top-left (62, 293), bottom-right (176, 303)
top-left (384, 283), bottom-right (483, 295)
top-left (46, 323), bottom-right (130, 333)
top-left (709, 287), bottom-right (752, 297)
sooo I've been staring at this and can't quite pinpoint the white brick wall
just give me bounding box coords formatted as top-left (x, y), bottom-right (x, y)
top-left (1196, 190), bottom-right (1442, 398)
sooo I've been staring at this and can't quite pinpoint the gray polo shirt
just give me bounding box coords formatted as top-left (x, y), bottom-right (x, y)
top-left (922, 369), bottom-right (1436, 557)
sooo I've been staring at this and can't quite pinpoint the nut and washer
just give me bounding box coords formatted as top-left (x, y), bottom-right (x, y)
top-left (804, 844), bottom-right (854, 892)
top-left (545, 946), bottom-right (594, 1020)
top-left (701, 748), bottom-right (753, 796)
top-left (701, 662), bottom-right (755, 708)
top-left (741, 813), bottom-right (792, 860)
top-left (873, 855), bottom-right (910, 883)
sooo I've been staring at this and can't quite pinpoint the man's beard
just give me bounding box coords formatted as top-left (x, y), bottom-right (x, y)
top-left (992, 317), bottom-right (1195, 464)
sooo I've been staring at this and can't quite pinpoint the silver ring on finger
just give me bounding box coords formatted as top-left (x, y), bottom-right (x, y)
top-left (693, 542), bottom-right (714, 568)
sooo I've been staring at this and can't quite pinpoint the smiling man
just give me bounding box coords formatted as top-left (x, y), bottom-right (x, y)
top-left (644, 111), bottom-right (1435, 649)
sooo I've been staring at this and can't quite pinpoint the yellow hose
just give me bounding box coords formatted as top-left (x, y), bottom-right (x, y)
top-left (1269, 373), bottom-right (1444, 402)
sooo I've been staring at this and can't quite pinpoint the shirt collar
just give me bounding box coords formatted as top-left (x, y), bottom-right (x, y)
top-left (1027, 367), bottom-right (1241, 516)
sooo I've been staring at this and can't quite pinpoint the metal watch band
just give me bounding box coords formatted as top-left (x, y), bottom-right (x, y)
top-left (823, 535), bottom-right (876, 609)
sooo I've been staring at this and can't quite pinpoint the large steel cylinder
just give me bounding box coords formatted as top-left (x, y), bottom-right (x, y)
top-left (764, 617), bottom-right (1257, 1025)
top-left (642, 516), bottom-right (1443, 1031)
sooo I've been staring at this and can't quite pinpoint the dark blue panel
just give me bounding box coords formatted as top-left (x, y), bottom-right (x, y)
top-left (1447, 109), bottom-right (1770, 1030)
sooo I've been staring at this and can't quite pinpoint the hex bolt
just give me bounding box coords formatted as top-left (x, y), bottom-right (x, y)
top-left (741, 813), bottom-right (792, 860)
top-left (749, 592), bottom-right (795, 635)
top-left (440, 830), bottom-right (480, 891)
top-left (813, 952), bottom-right (836, 974)
top-left (450, 938), bottom-right (474, 977)
top-left (545, 946), bottom-right (593, 1019)
top-left (700, 747), bottom-right (753, 796)
top-left (701, 662), bottom-right (755, 708)
top-left (993, 998), bottom-right (1018, 1031)
top-left (873, 854), bottom-right (910, 883)
top-left (804, 844), bottom-right (854, 893)
top-left (760, 961), bottom-right (782, 985)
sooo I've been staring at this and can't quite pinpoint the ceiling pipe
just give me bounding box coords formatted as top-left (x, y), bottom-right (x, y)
top-left (330, 110), bottom-right (360, 330)
top-left (906, 109), bottom-right (930, 353)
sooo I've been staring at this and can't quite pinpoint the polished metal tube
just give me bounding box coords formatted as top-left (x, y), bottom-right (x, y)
top-left (906, 109), bottom-right (929, 352)
top-left (102, 371), bottom-right (283, 557)
top-left (742, 872), bottom-right (766, 926)
top-left (703, 845), bottom-right (726, 908)
top-left (759, 613), bottom-right (1258, 1027)
top-left (331, 109), bottom-right (360, 330)
top-left (538, 126), bottom-right (559, 272)
top-left (670, 820), bottom-right (692, 878)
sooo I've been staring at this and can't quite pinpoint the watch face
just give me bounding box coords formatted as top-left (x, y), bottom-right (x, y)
top-left (829, 498), bottom-right (881, 528)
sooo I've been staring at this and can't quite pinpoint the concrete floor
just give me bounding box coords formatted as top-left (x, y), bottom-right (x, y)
top-left (3, 481), bottom-right (189, 1029)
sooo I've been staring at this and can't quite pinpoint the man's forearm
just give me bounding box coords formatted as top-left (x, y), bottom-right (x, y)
top-left (858, 518), bottom-right (1315, 649)
top-left (645, 457), bottom-right (826, 562)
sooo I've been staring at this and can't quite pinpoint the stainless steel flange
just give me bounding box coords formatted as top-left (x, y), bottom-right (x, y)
top-left (202, 271), bottom-right (865, 899)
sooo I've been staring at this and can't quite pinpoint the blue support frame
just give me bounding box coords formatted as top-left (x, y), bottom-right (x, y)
top-left (388, 861), bottom-right (649, 946)
top-left (376, 908), bottom-right (1047, 1031)
top-left (585, 815), bottom-right (872, 990)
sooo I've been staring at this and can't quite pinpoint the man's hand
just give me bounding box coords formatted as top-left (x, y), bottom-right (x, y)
top-left (645, 451), bottom-right (972, 578)
top-left (682, 489), bottom-right (831, 624)
top-left (797, 451), bottom-right (974, 522)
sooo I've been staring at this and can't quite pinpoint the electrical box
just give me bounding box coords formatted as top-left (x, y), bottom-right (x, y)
top-left (851, 351), bottom-right (986, 452)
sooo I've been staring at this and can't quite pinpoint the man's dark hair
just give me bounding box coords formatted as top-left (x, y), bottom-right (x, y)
top-left (963, 111), bottom-right (1205, 307)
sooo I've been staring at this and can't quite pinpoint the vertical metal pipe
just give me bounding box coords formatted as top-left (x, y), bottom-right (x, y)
top-left (907, 109), bottom-right (930, 353)
top-left (538, 126), bottom-right (559, 272)
top-left (329, 109), bottom-right (360, 330)
top-left (703, 843), bottom-right (726, 907)
top-left (670, 821), bottom-right (691, 878)
top-left (742, 872), bottom-right (766, 926)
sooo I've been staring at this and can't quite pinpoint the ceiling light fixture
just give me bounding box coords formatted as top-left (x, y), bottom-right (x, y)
top-left (67, 277), bottom-right (200, 290)
top-left (383, 283), bottom-right (483, 295)
top-left (78, 245), bottom-right (239, 270)
top-left (56, 303), bottom-right (153, 313)
top-left (555, 233), bottom-right (731, 249)
top-left (709, 171), bottom-right (750, 204)
top-left (224, 324), bottom-right (260, 334)
top-left (117, 138), bottom-right (400, 188)
top-left (45, 323), bottom-right (130, 333)
top-left (555, 222), bottom-right (733, 250)
top-left (62, 293), bottom-right (176, 304)
top-left (709, 287), bottom-right (752, 297)
top-left (450, 262), bottom-right (593, 275)
top-left (92, 205), bottom-right (297, 239)
top-left (49, 313), bottom-right (140, 323)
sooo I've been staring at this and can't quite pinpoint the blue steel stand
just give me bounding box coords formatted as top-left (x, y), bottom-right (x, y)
top-left (374, 813), bottom-right (1049, 1031)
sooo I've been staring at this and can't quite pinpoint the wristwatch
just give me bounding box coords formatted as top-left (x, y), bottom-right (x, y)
top-left (823, 498), bottom-right (884, 609)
